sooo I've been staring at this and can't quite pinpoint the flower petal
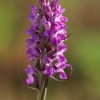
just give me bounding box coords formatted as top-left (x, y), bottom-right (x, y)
top-left (26, 76), bottom-right (34, 84)
top-left (25, 65), bottom-right (37, 75)
top-left (59, 71), bottom-right (67, 79)
top-left (44, 66), bottom-right (55, 75)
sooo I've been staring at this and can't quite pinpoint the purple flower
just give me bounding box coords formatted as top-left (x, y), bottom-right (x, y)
top-left (25, 0), bottom-right (72, 86)
top-left (25, 65), bottom-right (37, 84)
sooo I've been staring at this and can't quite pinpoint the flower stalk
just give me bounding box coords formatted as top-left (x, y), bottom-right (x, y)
top-left (40, 76), bottom-right (48, 100)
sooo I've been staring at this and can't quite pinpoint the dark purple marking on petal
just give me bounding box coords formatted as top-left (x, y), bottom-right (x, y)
top-left (55, 62), bottom-right (68, 69)
top-left (44, 67), bottom-right (55, 75)
top-left (57, 34), bottom-right (66, 40)
top-left (60, 16), bottom-right (68, 22)
top-left (43, 30), bottom-right (51, 37)
top-left (50, 37), bottom-right (61, 44)
top-left (44, 5), bottom-right (52, 16)
top-left (56, 44), bottom-right (67, 55)
top-left (58, 55), bottom-right (67, 62)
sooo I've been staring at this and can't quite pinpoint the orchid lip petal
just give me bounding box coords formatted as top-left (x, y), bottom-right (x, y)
top-left (59, 71), bottom-right (67, 79)
top-left (26, 76), bottom-right (34, 84)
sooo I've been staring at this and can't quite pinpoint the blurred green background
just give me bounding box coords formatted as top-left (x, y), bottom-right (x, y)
top-left (0, 0), bottom-right (100, 100)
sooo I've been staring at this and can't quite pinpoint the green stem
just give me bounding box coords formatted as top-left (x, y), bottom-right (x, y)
top-left (36, 90), bottom-right (40, 100)
top-left (40, 76), bottom-right (48, 100)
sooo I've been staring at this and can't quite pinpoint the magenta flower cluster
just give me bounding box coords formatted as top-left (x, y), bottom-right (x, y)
top-left (25, 0), bottom-right (72, 86)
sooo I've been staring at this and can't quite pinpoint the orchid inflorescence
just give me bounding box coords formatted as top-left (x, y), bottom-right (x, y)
top-left (24, 0), bottom-right (72, 91)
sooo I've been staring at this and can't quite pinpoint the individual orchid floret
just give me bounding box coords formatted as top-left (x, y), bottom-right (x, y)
top-left (25, 65), bottom-right (36, 84)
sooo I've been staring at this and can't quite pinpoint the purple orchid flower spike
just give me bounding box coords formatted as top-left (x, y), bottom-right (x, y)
top-left (24, 0), bottom-right (72, 100)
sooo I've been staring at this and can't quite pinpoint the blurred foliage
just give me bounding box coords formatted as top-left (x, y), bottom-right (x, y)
top-left (0, 0), bottom-right (100, 100)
